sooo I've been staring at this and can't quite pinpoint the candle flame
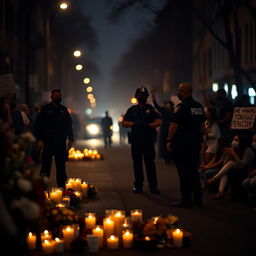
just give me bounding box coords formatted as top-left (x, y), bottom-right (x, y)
top-left (55, 238), bottom-right (60, 242)
top-left (44, 230), bottom-right (49, 235)
top-left (145, 236), bottom-right (150, 241)
top-left (28, 232), bottom-right (32, 237)
top-left (110, 235), bottom-right (115, 240)
top-left (175, 228), bottom-right (181, 234)
top-left (66, 227), bottom-right (71, 232)
top-left (44, 240), bottom-right (49, 244)
top-left (96, 227), bottom-right (101, 231)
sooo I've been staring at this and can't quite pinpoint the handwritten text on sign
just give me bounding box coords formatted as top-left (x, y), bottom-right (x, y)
top-left (231, 107), bottom-right (256, 129)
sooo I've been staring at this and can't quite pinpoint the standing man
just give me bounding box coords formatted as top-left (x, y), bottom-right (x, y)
top-left (35, 89), bottom-right (73, 188)
top-left (101, 111), bottom-right (113, 148)
top-left (122, 87), bottom-right (162, 194)
top-left (167, 82), bottom-right (206, 207)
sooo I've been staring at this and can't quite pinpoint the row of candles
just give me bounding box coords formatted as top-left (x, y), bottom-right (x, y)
top-left (44, 178), bottom-right (91, 206)
top-left (27, 209), bottom-right (184, 254)
top-left (68, 147), bottom-right (102, 160)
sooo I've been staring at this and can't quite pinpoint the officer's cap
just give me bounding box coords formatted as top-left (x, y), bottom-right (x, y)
top-left (135, 87), bottom-right (149, 98)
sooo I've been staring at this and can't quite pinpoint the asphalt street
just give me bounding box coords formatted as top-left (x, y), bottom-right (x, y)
top-left (46, 136), bottom-right (256, 256)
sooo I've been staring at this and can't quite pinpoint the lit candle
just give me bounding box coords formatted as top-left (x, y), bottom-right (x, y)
top-left (103, 218), bottom-right (115, 239)
top-left (75, 178), bottom-right (82, 191)
top-left (172, 229), bottom-right (183, 247)
top-left (122, 231), bottom-right (134, 248)
top-left (113, 211), bottom-right (125, 239)
top-left (50, 191), bottom-right (58, 202)
top-left (145, 236), bottom-right (151, 241)
top-left (42, 239), bottom-right (55, 254)
top-left (62, 226), bottom-right (75, 249)
top-left (92, 226), bottom-right (104, 248)
top-left (85, 213), bottom-right (96, 229)
top-left (130, 210), bottom-right (143, 223)
top-left (44, 191), bottom-right (49, 200)
top-left (56, 203), bottom-right (65, 208)
top-left (56, 189), bottom-right (63, 203)
top-left (54, 237), bottom-right (64, 253)
top-left (65, 182), bottom-right (72, 190)
top-left (41, 230), bottom-right (52, 241)
top-left (81, 182), bottom-right (88, 197)
top-left (107, 235), bottom-right (118, 250)
top-left (27, 232), bottom-right (36, 250)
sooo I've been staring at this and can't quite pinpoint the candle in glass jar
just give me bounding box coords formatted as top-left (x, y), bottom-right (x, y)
top-left (42, 239), bottom-right (55, 254)
top-left (103, 218), bottom-right (115, 239)
top-left (62, 226), bottom-right (75, 249)
top-left (122, 231), bottom-right (134, 248)
top-left (107, 235), bottom-right (118, 249)
top-left (54, 238), bottom-right (64, 253)
top-left (130, 209), bottom-right (143, 223)
top-left (92, 226), bottom-right (104, 248)
top-left (85, 213), bottom-right (96, 229)
top-left (172, 229), bottom-right (183, 247)
top-left (50, 191), bottom-right (58, 202)
top-left (27, 232), bottom-right (36, 250)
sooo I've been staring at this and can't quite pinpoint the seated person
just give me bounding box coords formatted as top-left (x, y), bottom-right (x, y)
top-left (207, 134), bottom-right (255, 200)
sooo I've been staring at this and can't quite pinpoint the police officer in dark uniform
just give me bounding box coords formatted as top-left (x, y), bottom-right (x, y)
top-left (122, 87), bottom-right (162, 194)
top-left (167, 82), bottom-right (206, 207)
top-left (35, 89), bottom-right (73, 188)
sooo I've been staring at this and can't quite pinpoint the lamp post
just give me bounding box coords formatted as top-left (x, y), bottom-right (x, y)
top-left (45, 1), bottom-right (69, 92)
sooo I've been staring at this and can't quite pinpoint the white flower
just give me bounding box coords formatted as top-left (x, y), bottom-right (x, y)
top-left (17, 178), bottom-right (32, 193)
top-left (21, 132), bottom-right (36, 143)
top-left (11, 197), bottom-right (40, 221)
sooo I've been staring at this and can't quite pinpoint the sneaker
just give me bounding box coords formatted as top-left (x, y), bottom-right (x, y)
top-left (133, 187), bottom-right (143, 193)
top-left (150, 188), bottom-right (160, 194)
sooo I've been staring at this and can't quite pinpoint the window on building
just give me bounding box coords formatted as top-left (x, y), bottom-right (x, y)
top-left (248, 88), bottom-right (255, 105)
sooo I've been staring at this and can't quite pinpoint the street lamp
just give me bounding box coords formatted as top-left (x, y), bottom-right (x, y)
top-left (83, 77), bottom-right (90, 84)
top-left (59, 2), bottom-right (69, 10)
top-left (75, 64), bottom-right (83, 71)
top-left (74, 50), bottom-right (82, 57)
top-left (86, 86), bottom-right (93, 92)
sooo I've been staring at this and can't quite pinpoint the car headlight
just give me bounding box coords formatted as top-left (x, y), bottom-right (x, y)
top-left (86, 124), bottom-right (100, 135)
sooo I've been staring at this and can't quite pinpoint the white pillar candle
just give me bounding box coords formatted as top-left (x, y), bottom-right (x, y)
top-left (172, 229), bottom-right (183, 247)
top-left (56, 189), bottom-right (63, 203)
top-left (113, 211), bottom-right (125, 239)
top-left (27, 232), bottom-right (36, 250)
top-left (107, 235), bottom-right (118, 250)
top-left (103, 218), bottom-right (115, 239)
top-left (75, 179), bottom-right (82, 191)
top-left (54, 238), bottom-right (64, 253)
top-left (85, 213), bottom-right (96, 229)
top-left (65, 182), bottom-right (72, 190)
top-left (50, 191), bottom-right (58, 202)
top-left (62, 226), bottom-right (75, 249)
top-left (92, 226), bottom-right (104, 248)
top-left (130, 209), bottom-right (143, 223)
top-left (42, 239), bottom-right (55, 254)
top-left (122, 231), bottom-right (134, 248)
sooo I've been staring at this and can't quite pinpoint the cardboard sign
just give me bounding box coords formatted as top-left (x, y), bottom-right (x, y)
top-left (0, 73), bottom-right (16, 97)
top-left (231, 107), bottom-right (256, 129)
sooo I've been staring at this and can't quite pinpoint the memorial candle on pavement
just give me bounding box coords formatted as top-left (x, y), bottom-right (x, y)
top-left (103, 218), bottom-right (115, 239)
top-left (42, 239), bottom-right (55, 254)
top-left (172, 229), bottom-right (183, 247)
top-left (113, 210), bottom-right (125, 239)
top-left (41, 230), bottom-right (52, 241)
top-left (107, 235), bottom-right (118, 250)
top-left (92, 225), bottom-right (104, 248)
top-left (27, 232), bottom-right (36, 250)
top-left (85, 213), bottom-right (96, 229)
top-left (122, 230), bottom-right (134, 248)
top-left (81, 182), bottom-right (88, 197)
top-left (62, 226), bottom-right (75, 249)
top-left (130, 209), bottom-right (143, 223)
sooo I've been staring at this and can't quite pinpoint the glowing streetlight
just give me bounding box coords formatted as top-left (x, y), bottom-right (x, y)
top-left (90, 98), bottom-right (96, 103)
top-left (86, 86), bottom-right (93, 92)
top-left (130, 97), bottom-right (137, 104)
top-left (83, 77), bottom-right (90, 84)
top-left (75, 64), bottom-right (83, 71)
top-left (73, 50), bottom-right (81, 57)
top-left (59, 2), bottom-right (68, 10)
top-left (87, 93), bottom-right (94, 99)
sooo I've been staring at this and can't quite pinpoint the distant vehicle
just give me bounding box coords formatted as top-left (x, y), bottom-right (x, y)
top-left (84, 117), bottom-right (103, 139)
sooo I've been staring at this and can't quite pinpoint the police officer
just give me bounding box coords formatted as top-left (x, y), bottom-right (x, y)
top-left (167, 82), bottom-right (206, 207)
top-left (122, 87), bottom-right (162, 194)
top-left (35, 89), bottom-right (73, 188)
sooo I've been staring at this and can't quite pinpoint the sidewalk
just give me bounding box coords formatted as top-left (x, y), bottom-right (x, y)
top-left (46, 143), bottom-right (256, 256)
